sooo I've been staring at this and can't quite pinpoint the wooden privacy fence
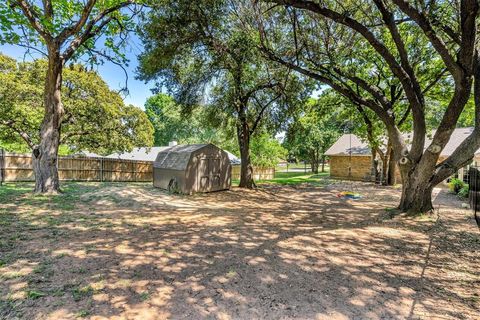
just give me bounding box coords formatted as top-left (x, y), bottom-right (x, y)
top-left (0, 151), bottom-right (275, 183)
top-left (231, 165), bottom-right (275, 180)
top-left (0, 152), bottom-right (153, 182)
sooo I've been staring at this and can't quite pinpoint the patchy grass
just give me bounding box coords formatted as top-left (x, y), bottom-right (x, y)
top-left (0, 182), bottom-right (478, 319)
top-left (71, 285), bottom-right (94, 302)
top-left (76, 309), bottom-right (91, 318)
top-left (26, 290), bottom-right (47, 300)
top-left (139, 291), bottom-right (150, 301)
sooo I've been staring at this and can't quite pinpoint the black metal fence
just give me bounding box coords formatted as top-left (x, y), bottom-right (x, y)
top-left (468, 167), bottom-right (480, 227)
top-left (0, 149), bottom-right (4, 186)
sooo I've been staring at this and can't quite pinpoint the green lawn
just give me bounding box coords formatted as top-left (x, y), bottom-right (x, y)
top-left (232, 169), bottom-right (331, 187)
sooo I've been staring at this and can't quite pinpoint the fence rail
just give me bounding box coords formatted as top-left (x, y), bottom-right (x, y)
top-left (0, 151), bottom-right (275, 183)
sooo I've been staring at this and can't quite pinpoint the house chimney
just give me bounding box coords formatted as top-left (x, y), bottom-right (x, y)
top-left (169, 141), bottom-right (178, 147)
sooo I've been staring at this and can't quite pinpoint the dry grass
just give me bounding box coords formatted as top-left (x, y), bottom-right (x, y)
top-left (0, 182), bottom-right (479, 319)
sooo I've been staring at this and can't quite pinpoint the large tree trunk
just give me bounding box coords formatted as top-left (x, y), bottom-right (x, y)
top-left (33, 50), bottom-right (64, 193)
top-left (311, 151), bottom-right (319, 173)
top-left (237, 112), bottom-right (254, 188)
top-left (386, 144), bottom-right (396, 185)
top-left (387, 149), bottom-right (397, 185)
top-left (381, 153), bottom-right (389, 185)
top-left (399, 173), bottom-right (434, 214)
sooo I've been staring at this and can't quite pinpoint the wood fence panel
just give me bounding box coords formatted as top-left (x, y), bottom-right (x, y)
top-left (1, 152), bottom-right (153, 182)
top-left (231, 165), bottom-right (275, 180)
top-left (1, 152), bottom-right (272, 183)
top-left (4, 153), bottom-right (34, 181)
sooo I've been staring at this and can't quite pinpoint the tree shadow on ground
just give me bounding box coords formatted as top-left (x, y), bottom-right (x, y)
top-left (0, 182), bottom-right (479, 319)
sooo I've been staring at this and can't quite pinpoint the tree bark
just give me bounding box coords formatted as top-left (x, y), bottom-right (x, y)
top-left (33, 48), bottom-right (64, 193)
top-left (321, 155), bottom-right (326, 172)
top-left (399, 173), bottom-right (434, 214)
top-left (237, 110), bottom-right (254, 188)
top-left (259, 0), bottom-right (480, 214)
top-left (311, 151), bottom-right (319, 173)
top-left (387, 147), bottom-right (397, 185)
top-left (312, 162), bottom-right (318, 174)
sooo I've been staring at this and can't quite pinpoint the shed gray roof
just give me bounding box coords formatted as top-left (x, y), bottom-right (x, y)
top-left (154, 144), bottom-right (210, 170)
top-left (83, 145), bottom-right (240, 164)
top-left (326, 127), bottom-right (480, 157)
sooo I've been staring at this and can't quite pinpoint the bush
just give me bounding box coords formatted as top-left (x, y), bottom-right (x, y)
top-left (449, 178), bottom-right (465, 194)
top-left (458, 184), bottom-right (469, 198)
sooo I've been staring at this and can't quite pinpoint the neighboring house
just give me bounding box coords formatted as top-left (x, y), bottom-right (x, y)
top-left (224, 150), bottom-right (241, 165)
top-left (80, 142), bottom-right (241, 164)
top-left (325, 134), bottom-right (373, 181)
top-left (78, 147), bottom-right (168, 162)
top-left (325, 127), bottom-right (480, 182)
top-left (106, 147), bottom-right (170, 162)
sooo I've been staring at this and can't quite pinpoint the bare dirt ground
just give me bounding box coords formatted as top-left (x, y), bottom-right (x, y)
top-left (1, 182), bottom-right (479, 319)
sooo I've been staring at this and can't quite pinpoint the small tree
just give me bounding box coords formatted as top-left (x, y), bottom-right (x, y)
top-left (0, 0), bottom-right (142, 193)
top-left (145, 93), bottom-right (234, 147)
top-left (284, 98), bottom-right (342, 173)
top-left (250, 131), bottom-right (287, 168)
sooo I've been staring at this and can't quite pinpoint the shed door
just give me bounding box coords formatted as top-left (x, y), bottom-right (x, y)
top-left (197, 157), bottom-right (222, 192)
top-left (210, 158), bottom-right (221, 191)
top-left (198, 158), bottom-right (210, 192)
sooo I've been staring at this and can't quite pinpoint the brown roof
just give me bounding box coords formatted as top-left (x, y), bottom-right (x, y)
top-left (325, 134), bottom-right (371, 156)
top-left (326, 128), bottom-right (479, 157)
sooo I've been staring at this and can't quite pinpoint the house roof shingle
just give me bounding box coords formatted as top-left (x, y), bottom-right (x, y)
top-left (325, 134), bottom-right (371, 156)
top-left (326, 127), bottom-right (479, 157)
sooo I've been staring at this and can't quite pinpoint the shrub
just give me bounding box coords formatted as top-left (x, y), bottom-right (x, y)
top-left (449, 178), bottom-right (465, 194)
top-left (458, 184), bottom-right (469, 198)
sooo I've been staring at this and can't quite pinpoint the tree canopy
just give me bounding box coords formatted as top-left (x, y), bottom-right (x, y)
top-left (0, 0), bottom-right (144, 192)
top-left (257, 0), bottom-right (480, 213)
top-left (0, 53), bottom-right (153, 154)
top-left (145, 93), bottom-right (287, 167)
top-left (138, 0), bottom-right (307, 187)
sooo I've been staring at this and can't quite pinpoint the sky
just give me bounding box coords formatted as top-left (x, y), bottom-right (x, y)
top-left (0, 34), bottom-right (321, 112)
top-left (0, 34), bottom-right (154, 110)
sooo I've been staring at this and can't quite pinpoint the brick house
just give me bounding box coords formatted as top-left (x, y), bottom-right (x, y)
top-left (325, 128), bottom-right (480, 183)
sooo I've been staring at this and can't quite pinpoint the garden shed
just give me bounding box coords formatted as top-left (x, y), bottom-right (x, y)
top-left (153, 144), bottom-right (231, 194)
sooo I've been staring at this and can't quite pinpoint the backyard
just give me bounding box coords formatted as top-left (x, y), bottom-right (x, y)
top-left (1, 176), bottom-right (479, 319)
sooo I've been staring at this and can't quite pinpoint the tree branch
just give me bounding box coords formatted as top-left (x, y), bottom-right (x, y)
top-left (250, 93), bottom-right (281, 135)
top-left (390, 0), bottom-right (463, 80)
top-left (0, 120), bottom-right (34, 148)
top-left (61, 1), bottom-right (135, 61)
top-left (42, 0), bottom-right (53, 19)
top-left (11, 0), bottom-right (52, 41)
top-left (57, 0), bottom-right (98, 42)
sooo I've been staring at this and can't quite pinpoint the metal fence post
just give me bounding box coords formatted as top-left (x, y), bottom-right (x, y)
top-left (0, 149), bottom-right (4, 186)
top-left (469, 167), bottom-right (480, 227)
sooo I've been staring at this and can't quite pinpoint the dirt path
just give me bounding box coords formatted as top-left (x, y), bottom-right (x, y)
top-left (1, 183), bottom-right (479, 319)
